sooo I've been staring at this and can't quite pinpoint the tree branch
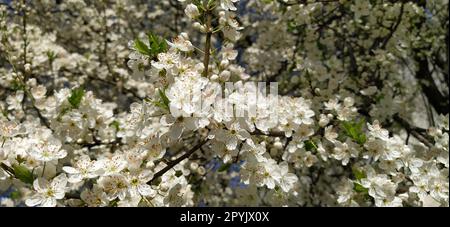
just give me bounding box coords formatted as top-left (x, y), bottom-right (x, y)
top-left (393, 114), bottom-right (433, 147)
top-left (415, 56), bottom-right (449, 114)
top-left (147, 139), bottom-right (209, 185)
top-left (202, 6), bottom-right (212, 77)
top-left (250, 128), bottom-right (286, 137)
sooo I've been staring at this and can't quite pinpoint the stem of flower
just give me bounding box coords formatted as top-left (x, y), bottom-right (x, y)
top-left (41, 161), bottom-right (46, 177)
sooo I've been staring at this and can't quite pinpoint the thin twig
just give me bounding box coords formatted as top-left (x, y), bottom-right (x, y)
top-left (202, 5), bottom-right (212, 77)
top-left (147, 139), bottom-right (209, 184)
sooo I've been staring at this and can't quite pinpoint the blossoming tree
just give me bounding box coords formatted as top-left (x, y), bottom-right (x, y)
top-left (0, 0), bottom-right (448, 207)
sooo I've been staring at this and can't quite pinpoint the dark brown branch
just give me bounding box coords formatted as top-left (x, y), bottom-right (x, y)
top-left (393, 114), bottom-right (433, 147)
top-left (380, 3), bottom-right (404, 49)
top-left (0, 162), bottom-right (14, 176)
top-left (415, 56), bottom-right (449, 114)
top-left (147, 139), bottom-right (209, 185)
top-left (32, 105), bottom-right (52, 130)
top-left (355, 104), bottom-right (434, 148)
top-left (86, 74), bottom-right (141, 101)
top-left (250, 128), bottom-right (286, 137)
top-left (74, 137), bottom-right (124, 149)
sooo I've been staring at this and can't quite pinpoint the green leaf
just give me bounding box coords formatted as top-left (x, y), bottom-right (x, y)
top-left (147, 32), bottom-right (168, 56)
top-left (151, 88), bottom-right (171, 111)
top-left (218, 163), bottom-right (232, 172)
top-left (352, 166), bottom-right (366, 180)
top-left (152, 100), bottom-right (168, 110)
top-left (10, 80), bottom-right (25, 91)
top-left (133, 32), bottom-right (168, 59)
top-left (68, 87), bottom-right (85, 109)
top-left (353, 182), bottom-right (369, 194)
top-left (134, 38), bottom-right (152, 56)
top-left (10, 190), bottom-right (21, 200)
top-left (304, 140), bottom-right (318, 152)
top-left (352, 167), bottom-right (369, 194)
top-left (46, 50), bottom-right (57, 62)
top-left (12, 164), bottom-right (34, 184)
top-left (340, 119), bottom-right (367, 145)
top-left (109, 120), bottom-right (120, 131)
top-left (158, 88), bottom-right (170, 108)
top-left (175, 170), bottom-right (183, 177)
top-left (108, 198), bottom-right (119, 207)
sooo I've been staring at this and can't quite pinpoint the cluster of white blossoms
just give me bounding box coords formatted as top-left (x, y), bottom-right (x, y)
top-left (0, 0), bottom-right (448, 207)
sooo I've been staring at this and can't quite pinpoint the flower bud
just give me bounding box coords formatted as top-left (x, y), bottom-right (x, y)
top-left (273, 140), bottom-right (283, 150)
top-left (193, 22), bottom-right (206, 32)
top-left (197, 166), bottom-right (206, 175)
top-left (314, 88), bottom-right (321, 94)
top-left (219, 70), bottom-right (231, 81)
top-left (220, 59), bottom-right (229, 68)
top-left (210, 74), bottom-right (219, 81)
top-left (24, 63), bottom-right (31, 73)
top-left (185, 4), bottom-right (200, 19)
top-left (343, 97), bottom-right (354, 107)
top-left (190, 162), bottom-right (199, 171)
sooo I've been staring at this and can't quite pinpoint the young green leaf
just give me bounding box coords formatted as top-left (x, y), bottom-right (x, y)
top-left (352, 166), bottom-right (366, 180)
top-left (11, 80), bottom-right (25, 91)
top-left (151, 88), bottom-right (171, 111)
top-left (353, 182), bottom-right (369, 194)
top-left (304, 140), bottom-right (318, 152)
top-left (175, 170), bottom-right (183, 177)
top-left (12, 164), bottom-right (34, 185)
top-left (133, 32), bottom-right (168, 59)
top-left (68, 87), bottom-right (85, 109)
top-left (147, 32), bottom-right (168, 56)
top-left (352, 167), bottom-right (368, 194)
top-left (134, 38), bottom-right (152, 56)
top-left (47, 50), bottom-right (57, 62)
top-left (109, 120), bottom-right (120, 131)
top-left (10, 190), bottom-right (21, 200)
top-left (341, 119), bottom-right (367, 145)
top-left (158, 88), bottom-right (170, 109)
